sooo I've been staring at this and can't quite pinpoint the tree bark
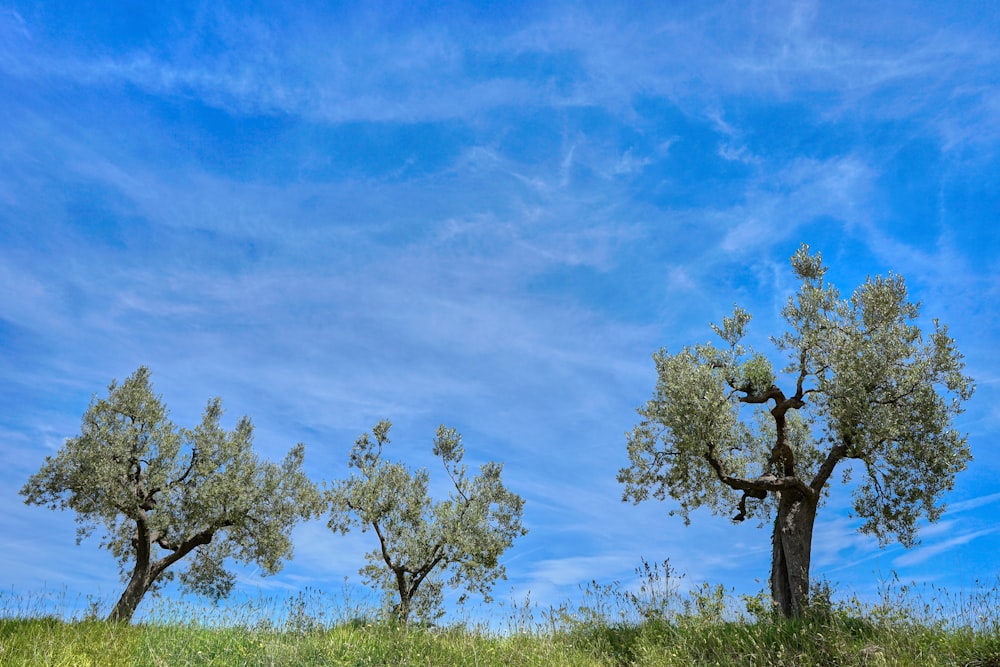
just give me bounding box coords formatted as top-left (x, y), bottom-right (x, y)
top-left (108, 563), bottom-right (155, 623)
top-left (770, 488), bottom-right (817, 618)
top-left (395, 590), bottom-right (412, 624)
top-left (108, 518), bottom-right (155, 623)
top-left (106, 520), bottom-right (216, 623)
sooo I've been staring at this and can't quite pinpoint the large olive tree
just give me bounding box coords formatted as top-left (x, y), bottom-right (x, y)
top-left (326, 420), bottom-right (527, 624)
top-left (618, 245), bottom-right (974, 617)
top-left (20, 367), bottom-right (322, 622)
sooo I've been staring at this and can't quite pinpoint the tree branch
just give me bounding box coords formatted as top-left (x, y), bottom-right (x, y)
top-left (407, 544), bottom-right (447, 595)
top-left (441, 457), bottom-right (470, 504)
top-left (372, 520), bottom-right (395, 570)
top-left (166, 448), bottom-right (199, 490)
top-left (151, 527), bottom-right (215, 580)
top-left (768, 411), bottom-right (796, 477)
top-left (733, 488), bottom-right (767, 522)
top-left (705, 442), bottom-right (812, 499)
top-left (793, 349), bottom-right (817, 403)
top-left (737, 386), bottom-right (785, 405)
top-left (810, 441), bottom-right (847, 493)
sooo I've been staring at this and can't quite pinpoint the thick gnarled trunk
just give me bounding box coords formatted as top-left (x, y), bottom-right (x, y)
top-left (770, 489), bottom-right (817, 617)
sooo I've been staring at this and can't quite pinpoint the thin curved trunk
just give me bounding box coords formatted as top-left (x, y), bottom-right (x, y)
top-left (106, 520), bottom-right (216, 622)
top-left (395, 592), bottom-right (412, 624)
top-left (108, 563), bottom-right (155, 623)
top-left (391, 564), bottom-right (414, 624)
top-left (108, 519), bottom-right (155, 623)
top-left (770, 489), bottom-right (817, 618)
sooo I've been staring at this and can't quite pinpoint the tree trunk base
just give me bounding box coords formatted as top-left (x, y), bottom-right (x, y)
top-left (770, 491), bottom-right (817, 618)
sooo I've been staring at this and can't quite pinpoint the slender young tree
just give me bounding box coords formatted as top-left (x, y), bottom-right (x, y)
top-left (20, 367), bottom-right (322, 622)
top-left (618, 245), bottom-right (974, 617)
top-left (326, 420), bottom-right (527, 624)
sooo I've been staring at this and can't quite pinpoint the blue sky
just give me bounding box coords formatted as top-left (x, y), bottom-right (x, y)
top-left (1, 0), bottom-right (999, 621)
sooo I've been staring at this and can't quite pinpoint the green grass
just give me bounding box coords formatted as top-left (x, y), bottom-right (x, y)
top-left (0, 617), bottom-right (602, 666)
top-left (2, 574), bottom-right (999, 666)
top-left (1, 612), bottom-right (999, 667)
top-left (2, 610), bottom-right (1000, 666)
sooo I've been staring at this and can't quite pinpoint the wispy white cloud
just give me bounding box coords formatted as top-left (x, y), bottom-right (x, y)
top-left (2, 0), bottom-right (998, 620)
top-left (1, 2), bottom-right (991, 135)
top-left (893, 528), bottom-right (999, 568)
top-left (948, 492), bottom-right (1000, 514)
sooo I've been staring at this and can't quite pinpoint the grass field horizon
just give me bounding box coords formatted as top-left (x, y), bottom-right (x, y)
top-left (3, 565), bottom-right (999, 666)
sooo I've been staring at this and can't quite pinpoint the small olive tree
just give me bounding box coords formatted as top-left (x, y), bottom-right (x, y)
top-left (20, 367), bottom-right (322, 622)
top-left (619, 245), bottom-right (974, 617)
top-left (326, 420), bottom-right (527, 624)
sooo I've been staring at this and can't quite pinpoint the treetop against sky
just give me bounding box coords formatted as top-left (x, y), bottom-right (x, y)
top-left (1, 1), bottom-right (998, 619)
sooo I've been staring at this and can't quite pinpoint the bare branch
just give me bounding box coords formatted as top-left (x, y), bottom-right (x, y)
top-left (810, 442), bottom-right (847, 494)
top-left (738, 386), bottom-right (784, 405)
top-left (794, 350), bottom-right (809, 400)
top-left (733, 488), bottom-right (767, 522)
top-left (371, 520), bottom-right (394, 569)
top-left (705, 441), bottom-right (812, 499)
top-left (150, 527), bottom-right (215, 581)
top-left (170, 448), bottom-right (199, 488)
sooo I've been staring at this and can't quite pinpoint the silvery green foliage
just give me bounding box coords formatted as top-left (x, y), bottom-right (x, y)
top-left (619, 244), bottom-right (974, 545)
top-left (20, 367), bottom-right (323, 621)
top-left (326, 421), bottom-right (527, 624)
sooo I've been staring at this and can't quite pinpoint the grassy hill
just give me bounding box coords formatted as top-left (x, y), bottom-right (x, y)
top-left (2, 576), bottom-right (998, 666)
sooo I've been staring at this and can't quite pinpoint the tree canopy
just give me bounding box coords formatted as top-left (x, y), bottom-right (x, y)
top-left (326, 420), bottom-right (527, 623)
top-left (618, 244), bottom-right (974, 616)
top-left (20, 366), bottom-right (322, 622)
